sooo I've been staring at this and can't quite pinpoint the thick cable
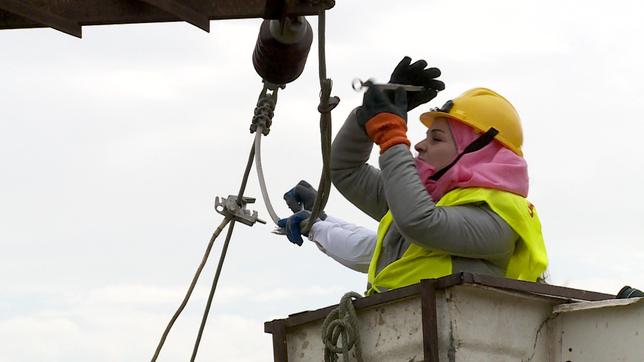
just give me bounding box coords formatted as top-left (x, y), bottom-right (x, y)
top-left (150, 215), bottom-right (232, 362)
top-left (190, 141), bottom-right (256, 361)
top-left (321, 292), bottom-right (364, 362)
top-left (302, 9), bottom-right (334, 234)
top-left (153, 8), bottom-right (335, 360)
top-left (190, 220), bottom-right (237, 362)
top-left (237, 142), bottom-right (256, 203)
top-left (152, 142), bottom-right (256, 361)
top-left (254, 126), bottom-right (281, 224)
top-left (317, 10), bottom-right (327, 84)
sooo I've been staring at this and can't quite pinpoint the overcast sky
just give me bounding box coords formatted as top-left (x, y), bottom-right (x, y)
top-left (2, 0), bottom-right (644, 361)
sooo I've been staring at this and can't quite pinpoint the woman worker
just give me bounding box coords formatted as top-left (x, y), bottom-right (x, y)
top-left (278, 57), bottom-right (548, 294)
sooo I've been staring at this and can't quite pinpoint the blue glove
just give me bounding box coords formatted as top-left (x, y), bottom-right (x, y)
top-left (277, 210), bottom-right (311, 246)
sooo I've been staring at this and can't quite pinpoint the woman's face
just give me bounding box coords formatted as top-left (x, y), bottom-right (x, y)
top-left (414, 117), bottom-right (457, 170)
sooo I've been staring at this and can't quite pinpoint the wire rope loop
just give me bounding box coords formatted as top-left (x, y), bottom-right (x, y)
top-left (254, 129), bottom-right (281, 224)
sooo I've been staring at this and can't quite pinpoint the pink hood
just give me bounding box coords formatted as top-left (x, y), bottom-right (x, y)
top-left (415, 119), bottom-right (529, 202)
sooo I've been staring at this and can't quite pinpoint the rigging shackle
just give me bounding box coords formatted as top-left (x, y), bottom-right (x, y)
top-left (252, 16), bottom-right (313, 86)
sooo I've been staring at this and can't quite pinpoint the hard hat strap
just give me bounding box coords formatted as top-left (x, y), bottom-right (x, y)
top-left (428, 127), bottom-right (499, 181)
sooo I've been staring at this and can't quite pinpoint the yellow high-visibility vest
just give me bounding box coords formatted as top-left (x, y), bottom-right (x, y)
top-left (366, 188), bottom-right (548, 295)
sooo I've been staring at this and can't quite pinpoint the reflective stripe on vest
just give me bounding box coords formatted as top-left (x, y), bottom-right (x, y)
top-left (366, 188), bottom-right (548, 295)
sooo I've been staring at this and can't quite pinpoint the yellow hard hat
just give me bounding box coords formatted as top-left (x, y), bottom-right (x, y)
top-left (420, 88), bottom-right (524, 156)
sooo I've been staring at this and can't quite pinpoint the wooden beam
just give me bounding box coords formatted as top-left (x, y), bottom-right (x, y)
top-left (0, 0), bottom-right (82, 37)
top-left (138, 0), bottom-right (209, 32)
top-left (0, 0), bottom-right (334, 31)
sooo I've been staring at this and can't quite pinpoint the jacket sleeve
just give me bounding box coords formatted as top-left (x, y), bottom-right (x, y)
top-left (307, 215), bottom-right (376, 273)
top-left (379, 144), bottom-right (517, 258)
top-left (331, 108), bottom-right (389, 221)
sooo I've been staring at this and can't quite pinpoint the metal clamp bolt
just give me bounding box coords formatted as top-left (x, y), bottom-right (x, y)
top-left (215, 195), bottom-right (266, 227)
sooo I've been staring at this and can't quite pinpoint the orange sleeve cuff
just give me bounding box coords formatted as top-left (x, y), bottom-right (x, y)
top-left (365, 113), bottom-right (410, 154)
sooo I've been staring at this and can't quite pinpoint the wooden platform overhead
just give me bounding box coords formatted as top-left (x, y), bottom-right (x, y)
top-left (0, 0), bottom-right (334, 38)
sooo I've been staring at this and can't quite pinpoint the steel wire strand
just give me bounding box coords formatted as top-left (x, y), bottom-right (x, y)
top-left (151, 215), bottom-right (232, 362)
top-left (237, 142), bottom-right (256, 202)
top-left (152, 8), bottom-right (333, 360)
top-left (302, 10), bottom-right (333, 234)
top-left (317, 10), bottom-right (328, 84)
top-left (304, 113), bottom-right (332, 234)
top-left (190, 221), bottom-right (237, 362)
top-left (190, 141), bottom-right (257, 361)
top-left (152, 143), bottom-right (256, 362)
top-left (254, 127), bottom-right (281, 224)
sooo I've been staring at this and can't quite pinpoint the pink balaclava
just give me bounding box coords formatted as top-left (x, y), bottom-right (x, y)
top-left (415, 119), bottom-right (529, 202)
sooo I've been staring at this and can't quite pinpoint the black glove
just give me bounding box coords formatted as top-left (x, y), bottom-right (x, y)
top-left (283, 180), bottom-right (327, 219)
top-left (356, 86), bottom-right (408, 130)
top-left (389, 56), bottom-right (445, 111)
top-left (284, 180), bottom-right (316, 212)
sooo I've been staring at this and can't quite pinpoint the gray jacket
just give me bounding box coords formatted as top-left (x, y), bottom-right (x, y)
top-left (330, 109), bottom-right (519, 284)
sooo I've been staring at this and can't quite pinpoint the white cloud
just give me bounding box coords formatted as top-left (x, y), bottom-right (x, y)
top-left (0, 308), bottom-right (271, 362)
top-left (0, 284), bottom-right (277, 362)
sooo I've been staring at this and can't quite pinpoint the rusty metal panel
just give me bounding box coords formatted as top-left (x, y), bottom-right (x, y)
top-left (264, 274), bottom-right (619, 361)
top-left (0, 0), bottom-right (334, 31)
top-left (420, 279), bottom-right (439, 362)
top-left (285, 297), bottom-right (425, 362)
top-left (265, 320), bottom-right (288, 362)
top-left (269, 285), bottom-right (563, 361)
top-left (551, 298), bottom-right (644, 361)
top-left (463, 273), bottom-right (615, 301)
top-left (437, 285), bottom-right (555, 362)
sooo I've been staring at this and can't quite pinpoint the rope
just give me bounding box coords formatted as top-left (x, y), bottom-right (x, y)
top-left (151, 142), bottom-right (256, 362)
top-left (190, 220), bottom-right (237, 361)
top-left (190, 142), bottom-right (257, 361)
top-left (236, 141), bottom-right (258, 202)
top-left (302, 9), bottom-right (338, 235)
top-left (150, 216), bottom-right (232, 362)
top-left (321, 292), bottom-right (364, 362)
top-left (152, 8), bottom-right (337, 360)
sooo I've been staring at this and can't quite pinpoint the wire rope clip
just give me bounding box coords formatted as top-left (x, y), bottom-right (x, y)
top-left (250, 83), bottom-right (280, 136)
top-left (352, 78), bottom-right (425, 92)
top-left (215, 195), bottom-right (266, 227)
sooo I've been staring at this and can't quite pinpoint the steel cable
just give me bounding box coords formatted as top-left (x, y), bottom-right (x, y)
top-left (254, 127), bottom-right (281, 224)
top-left (150, 215), bottom-right (232, 362)
top-left (190, 142), bottom-right (257, 361)
top-left (152, 8), bottom-right (336, 361)
top-left (302, 10), bottom-right (335, 235)
top-left (190, 220), bottom-right (237, 361)
top-left (151, 143), bottom-right (256, 362)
